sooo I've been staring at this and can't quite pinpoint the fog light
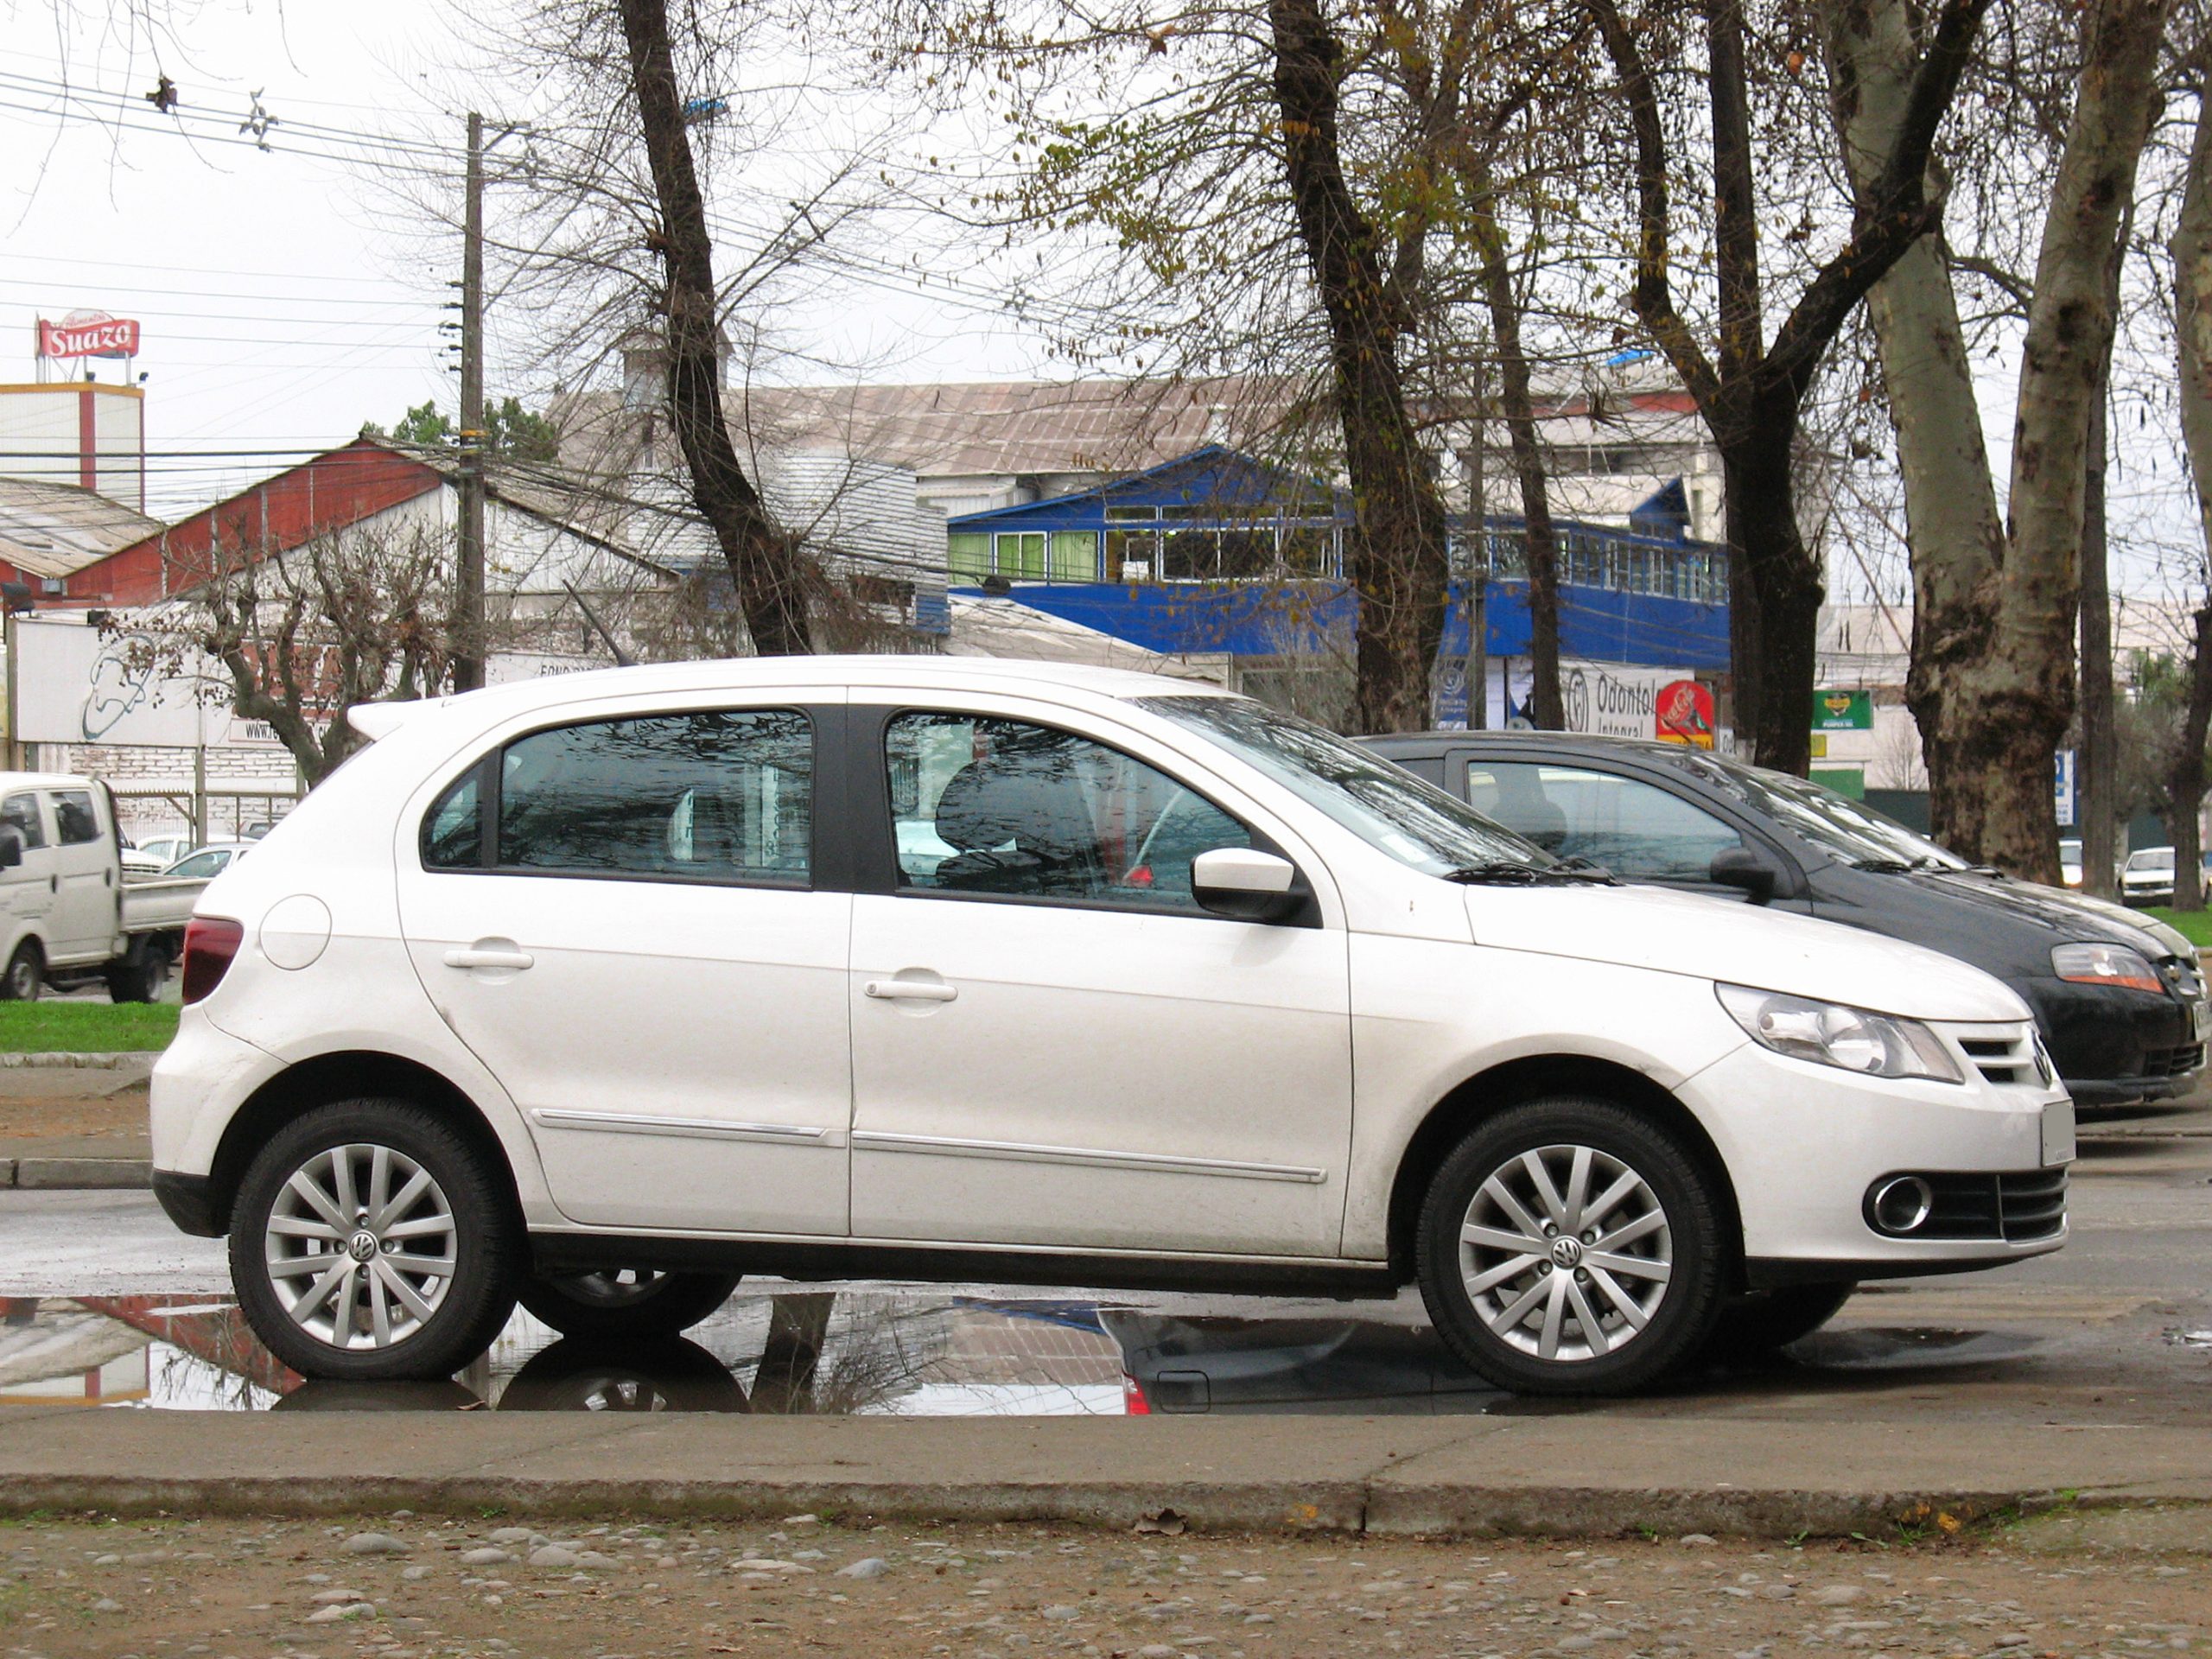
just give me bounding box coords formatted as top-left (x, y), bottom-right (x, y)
top-left (1869, 1175), bottom-right (1936, 1235)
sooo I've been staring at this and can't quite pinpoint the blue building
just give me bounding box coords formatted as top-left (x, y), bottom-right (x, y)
top-left (945, 446), bottom-right (1729, 688)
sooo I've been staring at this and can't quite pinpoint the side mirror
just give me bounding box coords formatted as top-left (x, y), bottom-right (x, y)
top-left (1708, 845), bottom-right (1776, 906)
top-left (1192, 847), bottom-right (1306, 924)
top-left (0, 827), bottom-right (21, 870)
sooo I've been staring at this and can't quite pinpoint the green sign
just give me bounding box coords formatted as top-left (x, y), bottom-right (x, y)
top-left (1813, 690), bottom-right (1872, 731)
top-left (1811, 765), bottom-right (1867, 799)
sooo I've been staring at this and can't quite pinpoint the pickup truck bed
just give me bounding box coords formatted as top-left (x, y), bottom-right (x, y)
top-left (119, 874), bottom-right (211, 936)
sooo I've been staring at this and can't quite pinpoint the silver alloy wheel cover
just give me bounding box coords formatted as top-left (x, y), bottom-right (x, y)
top-left (263, 1142), bottom-right (459, 1351)
top-left (1457, 1142), bottom-right (1673, 1363)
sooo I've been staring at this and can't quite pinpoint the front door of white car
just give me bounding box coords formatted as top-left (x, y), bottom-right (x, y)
top-left (44, 788), bottom-right (118, 963)
top-left (0, 791), bottom-right (55, 939)
top-left (393, 701), bottom-right (853, 1236)
top-left (847, 705), bottom-right (1355, 1257)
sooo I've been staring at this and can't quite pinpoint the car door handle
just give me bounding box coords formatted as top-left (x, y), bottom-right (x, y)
top-left (445, 946), bottom-right (535, 971)
top-left (864, 979), bottom-right (958, 1003)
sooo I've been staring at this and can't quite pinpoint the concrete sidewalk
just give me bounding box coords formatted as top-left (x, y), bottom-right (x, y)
top-left (2, 1407), bottom-right (2209, 1540)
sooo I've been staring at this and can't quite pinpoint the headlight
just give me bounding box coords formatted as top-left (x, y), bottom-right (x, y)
top-left (2051, 941), bottom-right (2164, 994)
top-left (1716, 984), bottom-right (1962, 1083)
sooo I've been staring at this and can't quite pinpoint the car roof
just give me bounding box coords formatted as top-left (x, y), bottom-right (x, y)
top-left (0, 771), bottom-right (101, 791)
top-left (349, 655), bottom-right (1239, 741)
top-left (1363, 729), bottom-right (1702, 762)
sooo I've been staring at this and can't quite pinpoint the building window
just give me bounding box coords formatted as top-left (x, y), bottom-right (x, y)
top-left (1107, 528), bottom-right (1159, 580)
top-left (949, 532), bottom-right (990, 582)
top-left (1048, 531), bottom-right (1097, 582)
top-left (995, 531), bottom-right (1046, 580)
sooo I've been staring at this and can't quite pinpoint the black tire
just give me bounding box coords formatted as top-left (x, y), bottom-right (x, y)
top-left (517, 1267), bottom-right (741, 1340)
top-left (1415, 1096), bottom-right (1728, 1395)
top-left (105, 940), bottom-right (169, 1004)
top-left (1, 941), bottom-right (42, 1001)
top-left (499, 1336), bottom-right (748, 1413)
top-left (1706, 1281), bottom-right (1856, 1363)
top-left (228, 1098), bottom-right (520, 1382)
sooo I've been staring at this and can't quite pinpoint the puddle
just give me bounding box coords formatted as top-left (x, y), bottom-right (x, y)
top-left (0, 1292), bottom-right (2050, 1414)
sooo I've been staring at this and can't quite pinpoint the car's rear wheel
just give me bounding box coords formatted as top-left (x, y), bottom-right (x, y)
top-left (105, 939), bottom-right (170, 1004)
top-left (517, 1268), bottom-right (741, 1340)
top-left (1706, 1281), bottom-right (1856, 1363)
top-left (229, 1099), bottom-right (519, 1382)
top-left (2, 941), bottom-right (42, 1001)
top-left (1415, 1096), bottom-right (1727, 1395)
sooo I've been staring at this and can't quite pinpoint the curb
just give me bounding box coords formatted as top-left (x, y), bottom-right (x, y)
top-left (0, 1472), bottom-right (2142, 1541)
top-left (2, 1157), bottom-right (150, 1190)
top-left (0, 1051), bottom-right (162, 1070)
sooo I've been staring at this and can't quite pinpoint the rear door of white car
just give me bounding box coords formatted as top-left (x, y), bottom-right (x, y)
top-left (393, 695), bottom-right (854, 1236)
top-left (845, 696), bottom-right (1355, 1258)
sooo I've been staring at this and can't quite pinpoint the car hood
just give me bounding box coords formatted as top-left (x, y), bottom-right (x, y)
top-left (1463, 881), bottom-right (2030, 1022)
top-left (1900, 869), bottom-right (2196, 958)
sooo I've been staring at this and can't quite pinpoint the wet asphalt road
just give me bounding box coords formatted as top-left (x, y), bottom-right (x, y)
top-left (1, 1097), bottom-right (2207, 1420)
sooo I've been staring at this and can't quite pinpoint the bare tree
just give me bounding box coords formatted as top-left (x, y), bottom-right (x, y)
top-left (2164, 43), bottom-right (2212, 906)
top-left (1586, 0), bottom-right (1992, 773)
top-left (131, 518), bottom-right (461, 785)
top-left (1833, 0), bottom-right (2173, 875)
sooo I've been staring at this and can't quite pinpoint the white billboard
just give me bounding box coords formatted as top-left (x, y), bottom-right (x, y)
top-left (10, 615), bottom-right (281, 749)
top-left (1504, 657), bottom-right (1694, 739)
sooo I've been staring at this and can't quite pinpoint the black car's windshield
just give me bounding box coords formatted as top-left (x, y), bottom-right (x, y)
top-left (1141, 696), bottom-right (1556, 878)
top-left (1668, 751), bottom-right (1968, 870)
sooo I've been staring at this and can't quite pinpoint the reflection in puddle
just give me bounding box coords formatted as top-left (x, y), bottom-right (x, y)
top-left (0, 1291), bottom-right (2044, 1414)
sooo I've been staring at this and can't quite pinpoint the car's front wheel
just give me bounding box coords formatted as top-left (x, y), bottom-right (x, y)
top-left (1416, 1096), bottom-right (1727, 1395)
top-left (517, 1268), bottom-right (741, 1340)
top-left (229, 1100), bottom-right (520, 1382)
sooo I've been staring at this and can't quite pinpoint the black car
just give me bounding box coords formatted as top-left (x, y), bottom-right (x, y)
top-left (1364, 731), bottom-right (2208, 1108)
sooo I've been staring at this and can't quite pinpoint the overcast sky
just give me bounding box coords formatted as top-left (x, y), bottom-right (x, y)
top-left (0, 1), bottom-right (1052, 517)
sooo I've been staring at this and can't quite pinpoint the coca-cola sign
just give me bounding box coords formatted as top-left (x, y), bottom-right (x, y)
top-left (36, 316), bottom-right (141, 359)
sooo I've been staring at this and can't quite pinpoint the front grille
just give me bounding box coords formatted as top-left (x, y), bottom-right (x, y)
top-left (1954, 1027), bottom-right (2050, 1087)
top-left (1882, 1171), bottom-right (2068, 1242)
top-left (2139, 1043), bottom-right (2204, 1078)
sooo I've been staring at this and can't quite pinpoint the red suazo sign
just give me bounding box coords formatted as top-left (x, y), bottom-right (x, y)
top-left (37, 316), bottom-right (141, 359)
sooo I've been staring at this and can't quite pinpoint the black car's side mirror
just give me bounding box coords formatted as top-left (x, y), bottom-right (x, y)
top-left (1709, 845), bottom-right (1777, 905)
top-left (0, 827), bottom-right (21, 870)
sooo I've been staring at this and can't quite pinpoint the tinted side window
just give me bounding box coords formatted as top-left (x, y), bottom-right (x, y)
top-left (886, 711), bottom-right (1249, 912)
top-left (1, 793), bottom-right (47, 851)
top-left (433, 709), bottom-right (812, 884)
top-left (1467, 761), bottom-right (1743, 880)
top-left (50, 791), bottom-right (101, 846)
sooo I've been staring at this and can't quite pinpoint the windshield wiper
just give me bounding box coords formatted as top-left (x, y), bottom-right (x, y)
top-left (1443, 859), bottom-right (1616, 886)
top-left (1852, 855), bottom-right (1954, 874)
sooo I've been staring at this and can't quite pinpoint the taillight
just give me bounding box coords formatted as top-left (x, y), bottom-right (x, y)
top-left (1122, 1375), bottom-right (1152, 1415)
top-left (181, 917), bottom-right (245, 1004)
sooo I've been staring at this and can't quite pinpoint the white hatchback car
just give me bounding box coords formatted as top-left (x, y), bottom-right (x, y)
top-left (152, 659), bottom-right (2073, 1394)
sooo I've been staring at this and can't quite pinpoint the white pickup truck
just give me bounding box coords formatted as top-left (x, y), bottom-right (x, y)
top-left (0, 771), bottom-right (212, 1003)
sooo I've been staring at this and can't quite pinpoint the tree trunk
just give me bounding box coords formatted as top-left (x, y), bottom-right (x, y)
top-left (2079, 328), bottom-right (2120, 899)
top-left (1728, 422), bottom-right (1821, 775)
top-left (1466, 160), bottom-right (1563, 729)
top-left (1952, 0), bottom-right (2171, 879)
top-left (617, 0), bottom-right (812, 658)
top-left (1831, 0), bottom-right (2167, 875)
top-left (1268, 0), bottom-right (1451, 734)
top-left (2166, 607), bottom-right (2212, 912)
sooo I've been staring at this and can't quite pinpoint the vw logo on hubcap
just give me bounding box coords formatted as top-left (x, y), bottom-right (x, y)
top-left (347, 1230), bottom-right (380, 1263)
top-left (1550, 1235), bottom-right (1585, 1269)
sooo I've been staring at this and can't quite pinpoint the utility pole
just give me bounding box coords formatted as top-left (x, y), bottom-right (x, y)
top-left (1465, 368), bottom-right (1488, 730)
top-left (453, 110), bottom-right (488, 693)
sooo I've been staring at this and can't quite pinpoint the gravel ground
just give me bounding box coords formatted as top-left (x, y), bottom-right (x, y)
top-left (0, 1513), bottom-right (2203, 1659)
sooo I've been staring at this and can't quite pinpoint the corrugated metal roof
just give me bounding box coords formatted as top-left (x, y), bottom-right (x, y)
top-left (0, 478), bottom-right (163, 579)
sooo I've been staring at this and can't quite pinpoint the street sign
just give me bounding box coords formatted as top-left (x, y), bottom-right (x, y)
top-left (1814, 690), bottom-right (1872, 731)
top-left (2056, 748), bottom-right (2076, 829)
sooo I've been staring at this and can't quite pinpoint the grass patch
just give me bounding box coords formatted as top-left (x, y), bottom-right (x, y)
top-left (2146, 907), bottom-right (2212, 948)
top-left (0, 1001), bottom-right (177, 1054)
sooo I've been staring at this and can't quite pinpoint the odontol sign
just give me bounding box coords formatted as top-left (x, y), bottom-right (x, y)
top-left (1510, 658), bottom-right (1694, 740)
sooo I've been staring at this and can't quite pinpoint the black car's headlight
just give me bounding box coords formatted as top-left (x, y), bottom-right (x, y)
top-left (2051, 942), bottom-right (2164, 994)
top-left (1717, 984), bottom-right (1962, 1083)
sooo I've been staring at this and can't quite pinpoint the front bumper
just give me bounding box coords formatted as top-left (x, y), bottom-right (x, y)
top-left (2032, 976), bottom-right (2204, 1106)
top-left (1680, 1035), bottom-right (2071, 1281)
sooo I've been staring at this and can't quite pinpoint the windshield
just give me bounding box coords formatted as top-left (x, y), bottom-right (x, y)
top-left (1659, 750), bottom-right (1968, 870)
top-left (2130, 849), bottom-right (2175, 872)
top-left (1140, 696), bottom-right (1553, 877)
